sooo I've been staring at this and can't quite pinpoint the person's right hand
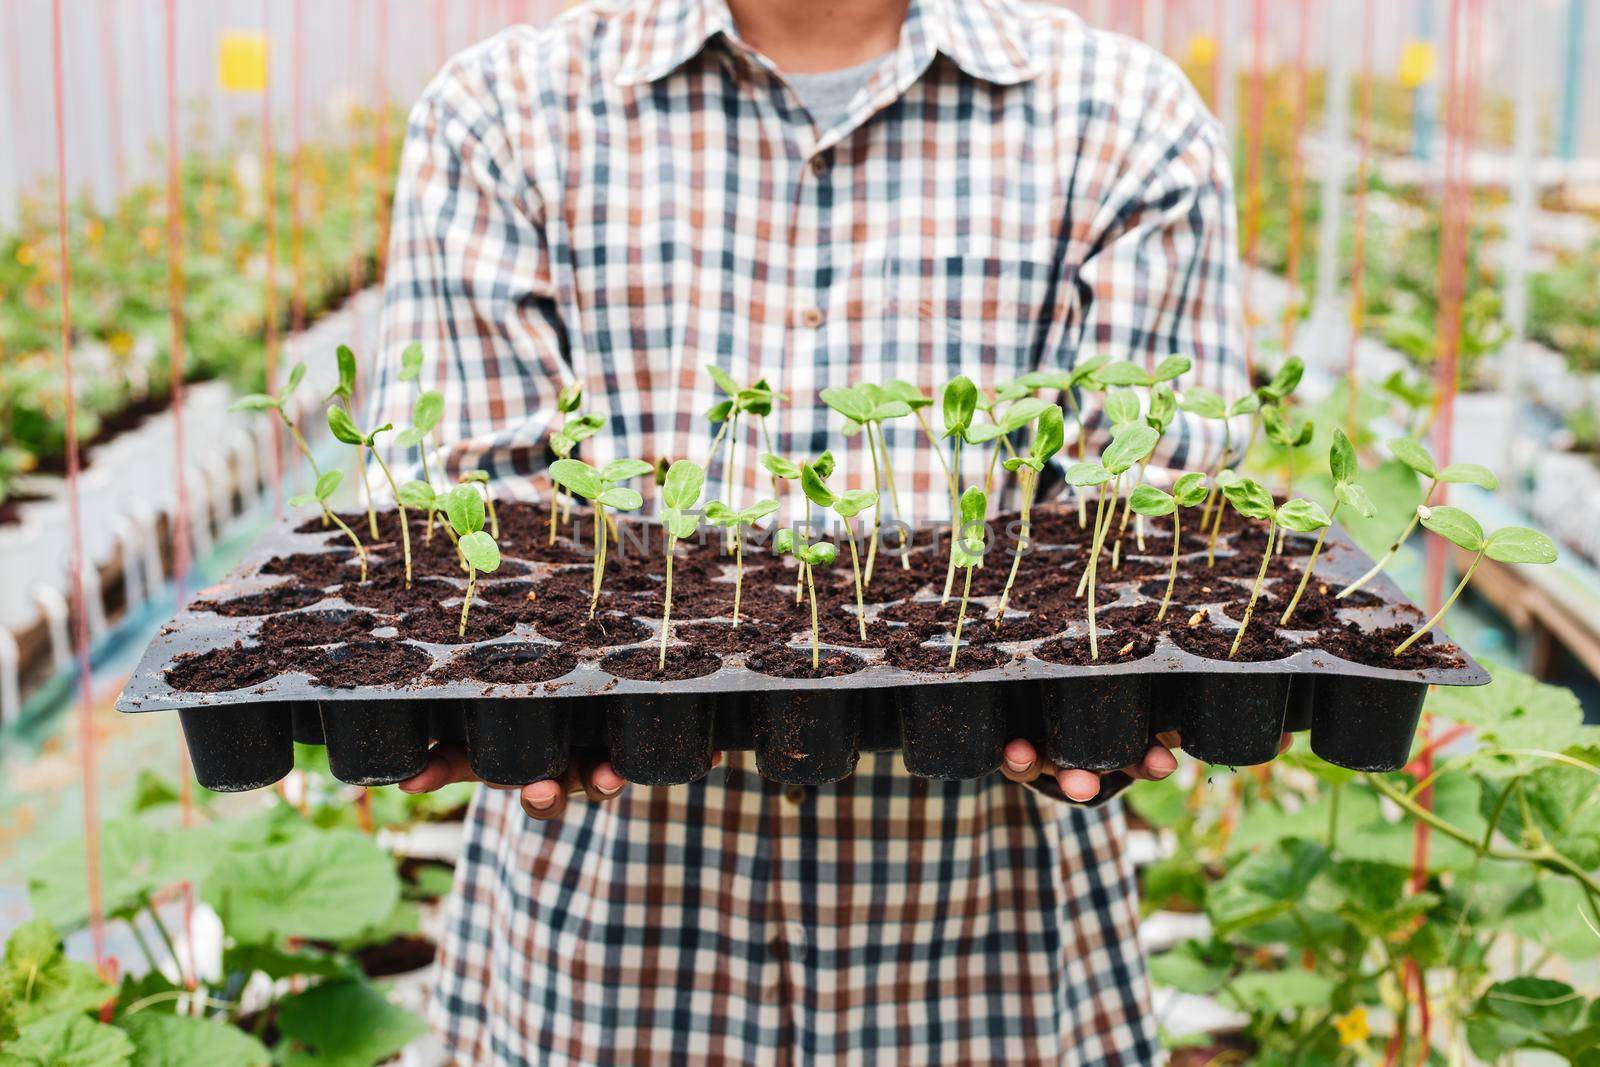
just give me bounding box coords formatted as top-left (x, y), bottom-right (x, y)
top-left (399, 746), bottom-right (628, 821)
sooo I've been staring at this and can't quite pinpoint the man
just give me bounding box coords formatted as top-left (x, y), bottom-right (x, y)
top-left (378, 1), bottom-right (1257, 1062)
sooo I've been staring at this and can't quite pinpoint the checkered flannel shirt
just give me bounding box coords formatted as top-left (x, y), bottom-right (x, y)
top-left (372, 0), bottom-right (1245, 1062)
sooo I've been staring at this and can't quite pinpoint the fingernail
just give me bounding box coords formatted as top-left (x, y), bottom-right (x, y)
top-left (1150, 764), bottom-right (1175, 780)
top-left (528, 791), bottom-right (557, 810)
top-left (398, 782), bottom-right (420, 793)
top-left (596, 782), bottom-right (623, 798)
top-left (1004, 758), bottom-right (1031, 775)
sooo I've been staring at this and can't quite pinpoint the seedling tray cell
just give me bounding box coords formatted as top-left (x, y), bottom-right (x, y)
top-left (117, 505), bottom-right (1487, 792)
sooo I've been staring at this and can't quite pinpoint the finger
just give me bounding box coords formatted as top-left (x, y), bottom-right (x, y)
top-left (1001, 738), bottom-right (1043, 783)
top-left (1155, 729), bottom-right (1182, 751)
top-left (520, 778), bottom-right (568, 820)
top-left (581, 761), bottom-right (628, 804)
top-left (1279, 732), bottom-right (1294, 755)
top-left (399, 745), bottom-right (479, 793)
top-left (711, 751), bottom-right (724, 769)
top-left (1126, 743), bottom-right (1178, 783)
top-left (1057, 768), bottom-right (1102, 803)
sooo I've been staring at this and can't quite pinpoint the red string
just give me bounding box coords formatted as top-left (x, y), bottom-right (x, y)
top-left (1346, 0), bottom-right (1375, 434)
top-left (290, 0), bottom-right (307, 334)
top-left (1240, 0), bottom-right (1267, 382)
top-left (262, 0), bottom-right (284, 516)
top-left (50, 0), bottom-right (109, 975)
top-left (1280, 0), bottom-right (1311, 353)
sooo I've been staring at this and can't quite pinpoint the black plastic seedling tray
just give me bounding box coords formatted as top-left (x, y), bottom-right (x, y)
top-left (117, 503), bottom-right (1488, 792)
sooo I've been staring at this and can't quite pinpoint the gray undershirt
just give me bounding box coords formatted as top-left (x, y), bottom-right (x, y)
top-left (784, 54), bottom-right (888, 134)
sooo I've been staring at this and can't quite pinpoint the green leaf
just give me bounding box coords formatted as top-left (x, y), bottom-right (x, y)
top-left (663, 508), bottom-right (702, 540)
top-left (116, 1013), bottom-right (269, 1067)
top-left (273, 980), bottom-right (427, 1067)
top-left (1093, 361), bottom-right (1153, 388)
top-left (1067, 354), bottom-right (1110, 387)
top-left (941, 376), bottom-right (977, 435)
top-left (833, 488), bottom-right (879, 518)
top-left (800, 462), bottom-right (834, 509)
top-left (868, 399), bottom-right (911, 421)
top-left (445, 485), bottom-right (485, 535)
top-left (1482, 977), bottom-right (1587, 1033)
top-left (705, 363), bottom-right (740, 397)
top-left (738, 386), bottom-right (776, 416)
top-left (28, 821), bottom-right (206, 929)
top-left (740, 499), bottom-right (779, 523)
top-left (326, 406), bottom-right (366, 447)
top-left (1425, 665), bottom-right (1589, 755)
top-left (566, 413), bottom-right (604, 441)
top-left (1207, 839), bottom-right (1330, 935)
top-left (1334, 480), bottom-right (1376, 518)
top-left (774, 529), bottom-right (796, 555)
top-left (599, 458), bottom-right (653, 484)
top-left (1228, 970), bottom-right (1336, 1013)
top-left (1179, 387), bottom-right (1226, 420)
top-left (1484, 526), bottom-right (1558, 565)
top-left (1146, 383), bottom-right (1177, 430)
top-left (1419, 504), bottom-right (1485, 552)
top-left (761, 453), bottom-right (801, 480)
top-left (661, 460), bottom-right (705, 510)
top-left (1149, 940), bottom-right (1229, 996)
top-left (1103, 389), bottom-right (1142, 427)
top-left (1226, 393), bottom-right (1261, 418)
top-left (1152, 355), bottom-right (1192, 382)
top-left (798, 542), bottom-right (838, 567)
top-left (703, 501), bottom-right (736, 526)
top-left (1388, 437), bottom-right (1437, 479)
top-left (1, 922), bottom-right (113, 1030)
top-left (1127, 485), bottom-right (1175, 518)
top-left (1329, 428), bottom-right (1357, 485)
top-left (1065, 461), bottom-right (1112, 488)
top-left (879, 379), bottom-right (933, 409)
top-left (1030, 404), bottom-right (1066, 462)
top-left (964, 423), bottom-right (1005, 445)
top-left (1223, 478), bottom-right (1276, 522)
top-left (1258, 356), bottom-right (1304, 401)
top-left (556, 381), bottom-right (583, 413)
top-left (397, 342), bottom-right (424, 382)
top-left (820, 386), bottom-right (873, 424)
top-left (1439, 462), bottom-right (1499, 489)
top-left (1172, 472), bottom-right (1208, 507)
top-left (549, 433), bottom-right (576, 458)
top-left (958, 485), bottom-right (988, 527)
top-left (396, 480), bottom-right (435, 509)
top-left (999, 396), bottom-right (1050, 434)
top-left (458, 530), bottom-right (501, 572)
top-left (393, 428), bottom-right (426, 449)
top-left (202, 831), bottom-right (400, 943)
top-left (287, 493), bottom-right (318, 509)
top-left (328, 345), bottom-right (357, 404)
top-left (549, 458), bottom-right (602, 501)
top-left (283, 361), bottom-right (308, 398)
top-left (0, 1013), bottom-right (133, 1067)
top-left (705, 399), bottom-right (733, 424)
top-left (227, 393), bottom-right (280, 413)
top-left (597, 486), bottom-right (642, 511)
top-left (411, 391), bottom-right (444, 434)
top-left (460, 469), bottom-right (489, 484)
top-left (1101, 424), bottom-right (1159, 474)
top-left (1274, 498), bottom-right (1332, 533)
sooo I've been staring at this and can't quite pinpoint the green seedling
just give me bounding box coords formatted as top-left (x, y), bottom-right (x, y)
top-left (231, 361), bottom-right (331, 527)
top-left (396, 480), bottom-right (463, 573)
top-left (657, 460), bottom-right (706, 670)
top-left (1280, 430), bottom-right (1374, 626)
top-left (394, 389), bottom-right (445, 539)
top-left (882, 379), bottom-right (957, 511)
top-left (704, 364), bottom-right (781, 547)
top-left (445, 485), bottom-right (501, 638)
top-left (948, 485), bottom-right (989, 669)
top-left (969, 395), bottom-right (1050, 496)
top-left (1097, 389), bottom-right (1162, 570)
top-left (762, 451), bottom-right (828, 604)
top-left (821, 384), bottom-right (912, 581)
top-left (1336, 437), bottom-right (1499, 599)
top-left (994, 404), bottom-right (1065, 621)
top-left (287, 469), bottom-right (367, 582)
top-left (1125, 376), bottom-right (1183, 552)
top-left (548, 409), bottom-right (604, 544)
top-left (1067, 422), bottom-right (1160, 659)
top-left (704, 498), bottom-right (780, 627)
top-left (327, 406), bottom-right (412, 587)
top-left (793, 539), bottom-right (839, 672)
top-left (801, 455), bottom-right (879, 642)
top-left (1395, 507), bottom-right (1557, 656)
top-left (938, 375), bottom-right (980, 601)
top-left (548, 457), bottom-right (647, 619)
top-left (1260, 403), bottom-right (1315, 540)
top-left (1223, 482), bottom-right (1330, 658)
top-left (459, 470), bottom-right (499, 539)
top-left (1181, 386), bottom-right (1262, 552)
top-left (326, 344), bottom-right (380, 540)
top-left (1127, 472), bottom-right (1208, 622)
top-left (867, 380), bottom-right (934, 566)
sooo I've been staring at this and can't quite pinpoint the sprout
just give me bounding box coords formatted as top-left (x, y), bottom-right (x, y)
top-left (995, 404), bottom-right (1065, 621)
top-left (1280, 430), bottom-right (1374, 626)
top-left (704, 365), bottom-right (781, 550)
top-left (1336, 437), bottom-right (1500, 599)
top-left (880, 379), bottom-right (955, 516)
top-left (860, 381), bottom-right (925, 570)
top-left (394, 388), bottom-right (444, 540)
top-left (938, 376), bottom-right (980, 601)
top-left (548, 457), bottom-right (648, 619)
top-left (762, 451), bottom-right (819, 605)
top-left (459, 469), bottom-right (499, 539)
top-left (801, 455), bottom-right (878, 642)
top-left (1395, 507), bottom-right (1557, 656)
top-left (287, 469), bottom-right (368, 582)
top-left (327, 406), bottom-right (412, 587)
top-left (1127, 471), bottom-right (1208, 621)
top-left (704, 498), bottom-right (779, 626)
top-left (968, 395), bottom-right (1050, 496)
top-left (1223, 482), bottom-right (1330, 658)
top-left (325, 344), bottom-right (380, 540)
top-left (821, 384), bottom-right (912, 581)
top-left (397, 480), bottom-right (462, 572)
top-left (445, 485), bottom-right (501, 637)
top-left (1066, 422), bottom-right (1160, 659)
top-left (948, 486), bottom-right (988, 669)
top-left (658, 460), bottom-right (706, 670)
top-left (1181, 386), bottom-right (1262, 559)
top-left (1261, 402), bottom-right (1313, 499)
top-left (548, 410), bottom-right (604, 544)
top-left (792, 539), bottom-right (839, 671)
top-left (230, 361), bottom-right (328, 526)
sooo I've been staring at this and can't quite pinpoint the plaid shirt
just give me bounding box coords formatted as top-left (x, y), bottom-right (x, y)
top-left (375, 0), bottom-right (1244, 1062)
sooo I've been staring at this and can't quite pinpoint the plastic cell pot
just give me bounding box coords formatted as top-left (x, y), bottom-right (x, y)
top-left (1283, 676), bottom-right (1316, 733)
top-left (1172, 673), bottom-right (1291, 766)
top-left (752, 689), bottom-right (862, 785)
top-left (857, 688), bottom-right (904, 753)
top-left (1309, 675), bottom-right (1427, 772)
top-left (463, 698), bottom-right (572, 785)
top-left (605, 693), bottom-right (716, 786)
top-left (429, 701), bottom-right (469, 746)
top-left (1039, 675), bottom-right (1152, 772)
top-left (713, 693), bottom-right (756, 752)
top-left (289, 700), bottom-right (326, 745)
top-left (320, 700), bottom-right (431, 786)
top-left (899, 682), bottom-right (1006, 779)
top-left (179, 702), bottom-right (294, 792)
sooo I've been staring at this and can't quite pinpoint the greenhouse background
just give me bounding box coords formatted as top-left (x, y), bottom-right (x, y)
top-left (2, 0), bottom-right (1599, 1064)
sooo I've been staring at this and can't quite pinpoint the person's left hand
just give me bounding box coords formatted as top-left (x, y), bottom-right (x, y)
top-left (1001, 731), bottom-right (1293, 801)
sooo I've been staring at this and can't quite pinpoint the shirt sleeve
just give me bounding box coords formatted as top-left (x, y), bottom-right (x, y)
top-left (369, 50), bottom-right (575, 495)
top-left (1040, 58), bottom-right (1252, 488)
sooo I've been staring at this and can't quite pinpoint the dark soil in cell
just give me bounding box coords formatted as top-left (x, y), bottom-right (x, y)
top-left (747, 646), bottom-right (865, 679)
top-left (300, 509), bottom-right (425, 546)
top-left (537, 611), bottom-right (651, 649)
top-left (1096, 553), bottom-right (1175, 579)
top-left (1033, 632), bottom-right (1156, 666)
top-left (817, 615), bottom-right (905, 648)
top-left (854, 566), bottom-right (930, 603)
top-left (600, 646), bottom-right (722, 682)
top-left (1219, 594), bottom-right (1286, 626)
top-left (1168, 620), bottom-right (1295, 663)
top-left (335, 575), bottom-right (456, 615)
top-left (964, 612), bottom-right (1070, 644)
top-left (710, 583), bottom-right (809, 627)
top-left (257, 609), bottom-right (377, 648)
top-left (676, 620), bottom-right (786, 654)
top-left (434, 642), bottom-right (578, 685)
top-left (1231, 525), bottom-right (1320, 554)
top-left (352, 935), bottom-right (437, 979)
top-left (399, 604), bottom-right (517, 645)
top-left (878, 598), bottom-right (989, 626)
top-left (1137, 574), bottom-right (1244, 607)
top-left (258, 550), bottom-right (362, 587)
top-left (301, 640), bottom-right (433, 688)
top-left (166, 643), bottom-right (283, 692)
top-left (885, 640), bottom-right (1011, 674)
top-left (474, 581), bottom-right (541, 622)
top-left (191, 585), bottom-right (327, 617)
top-left (1321, 622), bottom-right (1467, 672)
top-left (1202, 549), bottom-right (1301, 580)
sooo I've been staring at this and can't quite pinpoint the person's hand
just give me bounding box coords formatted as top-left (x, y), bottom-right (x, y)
top-left (399, 745), bottom-right (629, 821)
top-left (1000, 731), bottom-right (1294, 802)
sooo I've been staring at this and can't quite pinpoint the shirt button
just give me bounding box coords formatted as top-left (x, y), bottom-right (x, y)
top-left (799, 308), bottom-right (825, 329)
top-left (809, 156), bottom-right (828, 177)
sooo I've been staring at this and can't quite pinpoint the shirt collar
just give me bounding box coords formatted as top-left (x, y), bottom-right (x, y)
top-left (614, 0), bottom-right (1041, 88)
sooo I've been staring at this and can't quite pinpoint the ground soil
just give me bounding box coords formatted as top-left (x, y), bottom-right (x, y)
top-left (747, 646), bottom-right (865, 678)
top-left (257, 609), bottom-right (377, 647)
top-left (433, 642), bottom-right (578, 685)
top-left (191, 585), bottom-right (327, 616)
top-left (1321, 621), bottom-right (1466, 671)
top-left (258, 550), bottom-right (364, 587)
top-left (1168, 619), bottom-right (1295, 662)
top-left (165, 643), bottom-right (283, 692)
top-left (885, 640), bottom-right (1012, 674)
top-left (536, 611), bottom-right (651, 649)
top-left (676, 620), bottom-right (786, 654)
top-left (601, 646), bottom-right (722, 682)
top-left (399, 604), bottom-right (517, 645)
top-left (334, 575), bottom-right (455, 615)
top-left (300, 640), bottom-right (433, 688)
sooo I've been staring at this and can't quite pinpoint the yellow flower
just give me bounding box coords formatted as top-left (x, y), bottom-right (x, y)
top-left (139, 226), bottom-right (162, 253)
top-left (85, 218), bottom-right (105, 245)
top-left (1334, 1007), bottom-right (1370, 1046)
top-left (15, 243), bottom-right (37, 266)
top-left (109, 332), bottom-right (135, 357)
